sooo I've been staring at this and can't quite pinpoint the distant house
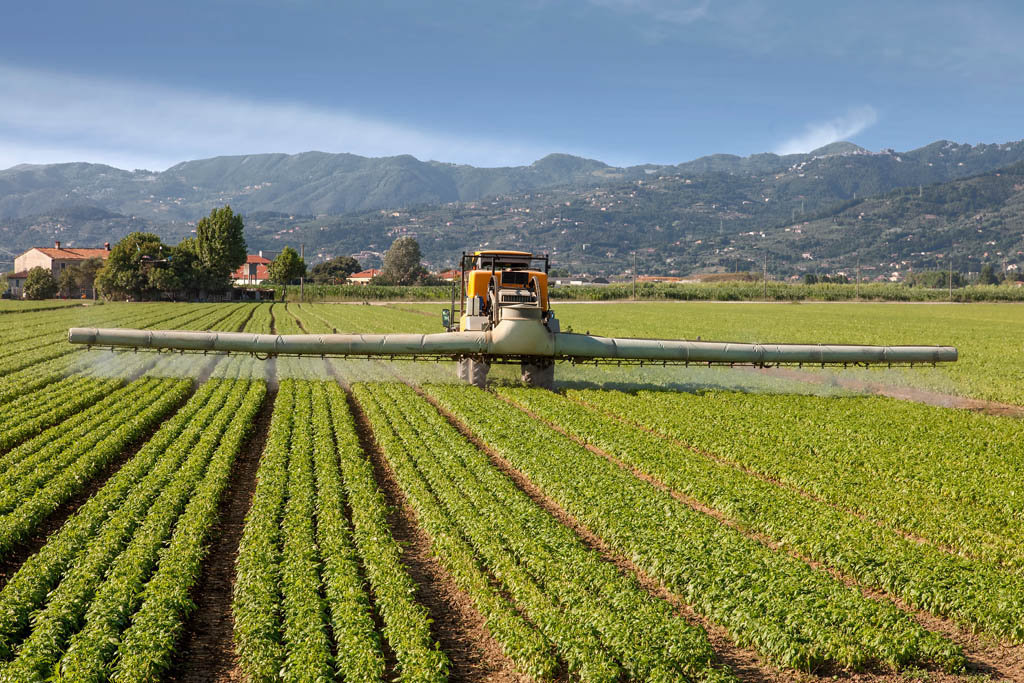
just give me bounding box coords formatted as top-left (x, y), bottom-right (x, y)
top-left (5, 272), bottom-right (30, 298)
top-left (232, 254), bottom-right (272, 285)
top-left (8, 240), bottom-right (112, 298)
top-left (347, 269), bottom-right (381, 285)
top-left (436, 269), bottom-right (460, 282)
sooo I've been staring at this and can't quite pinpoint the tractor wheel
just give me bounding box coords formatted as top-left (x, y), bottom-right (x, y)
top-left (470, 359), bottom-right (490, 388)
top-left (456, 358), bottom-right (471, 383)
top-left (521, 361), bottom-right (554, 390)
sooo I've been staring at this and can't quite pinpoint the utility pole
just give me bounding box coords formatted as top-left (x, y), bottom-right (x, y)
top-left (300, 243), bottom-right (305, 301)
top-left (763, 252), bottom-right (768, 300)
top-left (632, 251), bottom-right (637, 300)
top-left (856, 253), bottom-right (861, 299)
top-left (948, 249), bottom-right (953, 302)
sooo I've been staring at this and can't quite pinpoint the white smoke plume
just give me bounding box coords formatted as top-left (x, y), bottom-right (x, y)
top-left (775, 105), bottom-right (878, 155)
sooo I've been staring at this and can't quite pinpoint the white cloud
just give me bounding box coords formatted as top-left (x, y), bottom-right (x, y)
top-left (0, 65), bottom-right (559, 171)
top-left (585, 0), bottom-right (710, 25)
top-left (774, 106), bottom-right (879, 155)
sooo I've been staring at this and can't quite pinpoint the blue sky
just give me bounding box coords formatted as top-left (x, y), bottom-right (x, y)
top-left (1, 0), bottom-right (1022, 170)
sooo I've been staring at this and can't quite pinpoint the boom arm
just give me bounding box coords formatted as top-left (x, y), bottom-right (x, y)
top-left (69, 313), bottom-right (956, 367)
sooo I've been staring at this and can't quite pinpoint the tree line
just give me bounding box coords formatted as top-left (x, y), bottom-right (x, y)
top-left (18, 208), bottom-right (436, 300)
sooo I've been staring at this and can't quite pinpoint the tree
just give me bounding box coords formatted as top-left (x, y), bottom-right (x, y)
top-left (978, 263), bottom-right (1000, 285)
top-left (268, 246), bottom-right (307, 284)
top-left (95, 232), bottom-right (168, 300)
top-left (802, 273), bottom-right (818, 285)
top-left (378, 237), bottom-right (428, 285)
top-left (58, 267), bottom-right (78, 298)
top-left (193, 205), bottom-right (247, 292)
top-left (74, 258), bottom-right (105, 297)
top-left (310, 255), bottom-right (361, 284)
top-left (24, 267), bottom-right (58, 300)
top-left (173, 238), bottom-right (221, 296)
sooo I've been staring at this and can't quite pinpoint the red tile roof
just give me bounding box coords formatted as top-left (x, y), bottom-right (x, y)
top-left (349, 269), bottom-right (381, 279)
top-left (232, 255), bottom-right (271, 281)
top-left (6, 271), bottom-right (30, 279)
top-left (35, 247), bottom-right (111, 260)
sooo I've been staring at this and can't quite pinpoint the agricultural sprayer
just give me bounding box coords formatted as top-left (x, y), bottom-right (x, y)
top-left (69, 250), bottom-right (957, 388)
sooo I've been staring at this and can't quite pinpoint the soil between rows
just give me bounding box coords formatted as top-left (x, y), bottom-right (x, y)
top-left (345, 385), bottom-right (529, 682)
top-left (168, 383), bottom-right (275, 683)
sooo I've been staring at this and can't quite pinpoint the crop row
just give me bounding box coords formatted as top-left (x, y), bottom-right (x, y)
top-left (0, 376), bottom-right (192, 558)
top-left (0, 302), bottom-right (241, 394)
top-left (0, 351), bottom-right (160, 453)
top-left (424, 383), bottom-right (965, 674)
top-left (501, 386), bottom-right (1024, 643)
top-left (0, 372), bottom-right (264, 680)
top-left (356, 381), bottom-right (732, 682)
top-left (556, 300), bottom-right (1024, 407)
top-left (0, 299), bottom-right (83, 314)
top-left (570, 388), bottom-right (1024, 569)
top-left (234, 379), bottom-right (446, 683)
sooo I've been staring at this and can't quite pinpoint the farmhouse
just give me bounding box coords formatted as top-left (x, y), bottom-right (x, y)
top-left (347, 268), bottom-right (381, 285)
top-left (232, 254), bottom-right (272, 286)
top-left (7, 241), bottom-right (111, 298)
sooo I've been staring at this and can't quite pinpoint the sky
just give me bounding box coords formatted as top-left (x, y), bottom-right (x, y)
top-left (1, 0), bottom-right (1022, 171)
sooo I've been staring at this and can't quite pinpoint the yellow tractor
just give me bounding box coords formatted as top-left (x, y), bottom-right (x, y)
top-left (448, 251), bottom-right (557, 388)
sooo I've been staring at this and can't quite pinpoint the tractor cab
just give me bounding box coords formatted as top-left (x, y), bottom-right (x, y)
top-left (448, 250), bottom-right (557, 333)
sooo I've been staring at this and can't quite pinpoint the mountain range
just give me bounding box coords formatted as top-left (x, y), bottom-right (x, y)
top-left (2, 139), bottom-right (1024, 277)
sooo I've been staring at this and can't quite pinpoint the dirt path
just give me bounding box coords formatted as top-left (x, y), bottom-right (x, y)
top-left (344, 387), bottom-right (528, 682)
top-left (167, 384), bottom-right (275, 683)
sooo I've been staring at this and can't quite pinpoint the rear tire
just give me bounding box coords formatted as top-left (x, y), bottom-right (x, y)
top-left (456, 358), bottom-right (471, 382)
top-left (470, 358), bottom-right (490, 388)
top-left (521, 361), bottom-right (554, 390)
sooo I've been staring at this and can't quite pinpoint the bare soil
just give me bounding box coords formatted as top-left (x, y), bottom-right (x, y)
top-left (344, 386), bottom-right (529, 682)
top-left (167, 385), bottom-right (275, 683)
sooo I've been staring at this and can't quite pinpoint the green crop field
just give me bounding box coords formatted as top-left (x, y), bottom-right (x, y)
top-left (0, 300), bottom-right (1021, 682)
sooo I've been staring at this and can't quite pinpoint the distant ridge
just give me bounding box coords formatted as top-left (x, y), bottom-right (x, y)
top-left (2, 138), bottom-right (1024, 276)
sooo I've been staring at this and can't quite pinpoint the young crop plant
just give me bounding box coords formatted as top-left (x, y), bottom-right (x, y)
top-left (572, 388), bottom-right (1024, 570)
top-left (110, 379), bottom-right (266, 682)
top-left (233, 380), bottom-right (294, 682)
top-left (424, 383), bottom-right (966, 676)
top-left (0, 377), bottom-right (192, 559)
top-left (0, 379), bottom-right (235, 661)
top-left (354, 381), bottom-right (734, 683)
top-left (235, 379), bottom-right (446, 683)
top-left (324, 381), bottom-right (449, 682)
top-left (0, 374), bottom-right (261, 681)
top-left (499, 385), bottom-right (1024, 643)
